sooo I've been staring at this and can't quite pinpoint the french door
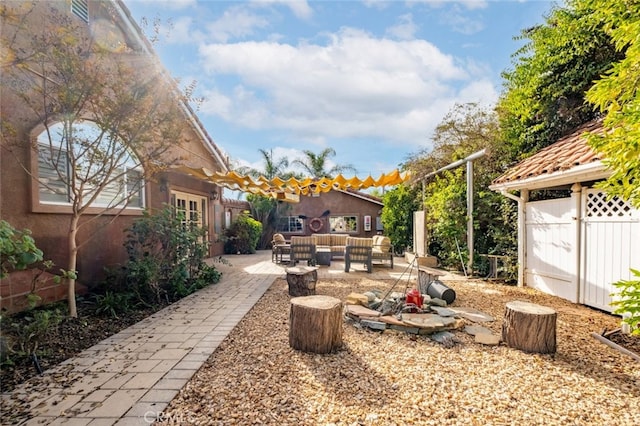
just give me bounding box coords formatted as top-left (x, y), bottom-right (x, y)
top-left (171, 190), bottom-right (208, 241)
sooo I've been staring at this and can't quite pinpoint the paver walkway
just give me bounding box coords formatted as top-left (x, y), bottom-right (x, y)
top-left (2, 251), bottom-right (448, 425)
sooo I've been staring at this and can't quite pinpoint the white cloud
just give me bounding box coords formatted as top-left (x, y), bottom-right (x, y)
top-left (197, 26), bottom-right (495, 151)
top-left (199, 87), bottom-right (234, 120)
top-left (250, 0), bottom-right (314, 20)
top-left (413, 0), bottom-right (488, 10)
top-left (206, 6), bottom-right (271, 42)
top-left (160, 16), bottom-right (204, 44)
top-left (385, 14), bottom-right (418, 40)
top-left (442, 6), bottom-right (485, 35)
top-left (409, 0), bottom-right (486, 34)
top-left (362, 0), bottom-right (391, 11)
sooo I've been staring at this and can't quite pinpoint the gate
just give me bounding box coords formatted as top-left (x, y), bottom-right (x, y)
top-left (580, 189), bottom-right (640, 312)
top-left (525, 197), bottom-right (578, 302)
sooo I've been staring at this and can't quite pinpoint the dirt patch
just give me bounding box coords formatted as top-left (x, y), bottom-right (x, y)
top-left (0, 300), bottom-right (162, 393)
top-left (158, 278), bottom-right (640, 425)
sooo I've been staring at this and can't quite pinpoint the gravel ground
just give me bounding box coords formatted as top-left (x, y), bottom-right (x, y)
top-left (159, 277), bottom-right (640, 426)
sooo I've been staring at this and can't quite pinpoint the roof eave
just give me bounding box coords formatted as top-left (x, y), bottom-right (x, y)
top-left (489, 161), bottom-right (611, 192)
top-left (113, 1), bottom-right (229, 174)
top-left (336, 189), bottom-right (384, 206)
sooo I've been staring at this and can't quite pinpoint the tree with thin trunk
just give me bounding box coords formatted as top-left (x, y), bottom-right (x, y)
top-left (1, 4), bottom-right (192, 317)
top-left (236, 149), bottom-right (300, 248)
top-left (292, 148), bottom-right (356, 179)
top-left (238, 148), bottom-right (292, 180)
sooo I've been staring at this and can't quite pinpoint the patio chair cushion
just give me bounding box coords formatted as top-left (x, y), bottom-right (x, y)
top-left (345, 237), bottom-right (373, 262)
top-left (273, 233), bottom-right (287, 245)
top-left (290, 236), bottom-right (317, 264)
top-left (371, 235), bottom-right (393, 268)
top-left (313, 233), bottom-right (332, 247)
top-left (372, 235), bottom-right (391, 254)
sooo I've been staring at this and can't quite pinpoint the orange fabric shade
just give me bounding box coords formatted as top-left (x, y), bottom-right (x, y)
top-left (174, 166), bottom-right (410, 202)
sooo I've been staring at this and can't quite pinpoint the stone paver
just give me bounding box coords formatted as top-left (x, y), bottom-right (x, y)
top-left (1, 251), bottom-right (422, 425)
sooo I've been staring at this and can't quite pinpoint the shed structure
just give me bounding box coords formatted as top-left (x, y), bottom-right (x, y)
top-left (490, 121), bottom-right (639, 312)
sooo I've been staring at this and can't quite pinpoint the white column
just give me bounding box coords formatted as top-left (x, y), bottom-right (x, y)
top-left (467, 160), bottom-right (474, 275)
top-left (571, 183), bottom-right (582, 303)
top-left (518, 189), bottom-right (529, 288)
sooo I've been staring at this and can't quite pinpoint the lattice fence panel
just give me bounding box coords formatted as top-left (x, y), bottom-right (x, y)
top-left (585, 191), bottom-right (632, 218)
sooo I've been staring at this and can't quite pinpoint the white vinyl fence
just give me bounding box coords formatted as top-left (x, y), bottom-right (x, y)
top-left (525, 190), bottom-right (640, 312)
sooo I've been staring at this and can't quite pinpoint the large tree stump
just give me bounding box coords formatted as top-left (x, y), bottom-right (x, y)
top-left (289, 295), bottom-right (343, 354)
top-left (502, 300), bottom-right (557, 354)
top-left (285, 266), bottom-right (318, 297)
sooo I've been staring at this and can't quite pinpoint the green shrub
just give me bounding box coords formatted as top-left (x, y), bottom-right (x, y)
top-left (8, 306), bottom-right (63, 356)
top-left (115, 206), bottom-right (223, 305)
top-left (611, 268), bottom-right (640, 336)
top-left (223, 211), bottom-right (263, 254)
top-left (0, 221), bottom-right (71, 310)
top-left (94, 291), bottom-right (134, 318)
top-left (381, 185), bottom-right (419, 255)
top-left (0, 220), bottom-right (44, 278)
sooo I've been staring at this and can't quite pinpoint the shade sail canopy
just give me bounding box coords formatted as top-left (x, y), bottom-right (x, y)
top-left (174, 166), bottom-right (410, 202)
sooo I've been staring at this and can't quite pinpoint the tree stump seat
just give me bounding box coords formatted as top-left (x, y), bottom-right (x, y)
top-left (289, 295), bottom-right (343, 354)
top-left (285, 266), bottom-right (318, 297)
top-left (502, 300), bottom-right (557, 354)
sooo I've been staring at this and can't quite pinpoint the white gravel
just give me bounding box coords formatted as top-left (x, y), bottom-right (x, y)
top-left (158, 277), bottom-right (640, 426)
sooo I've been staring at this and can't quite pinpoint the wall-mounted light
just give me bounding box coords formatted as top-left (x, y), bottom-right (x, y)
top-left (210, 189), bottom-right (219, 201)
top-left (159, 177), bottom-right (168, 193)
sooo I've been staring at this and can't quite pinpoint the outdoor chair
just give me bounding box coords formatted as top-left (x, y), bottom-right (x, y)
top-left (371, 235), bottom-right (394, 268)
top-left (271, 233), bottom-right (291, 263)
top-left (289, 236), bottom-right (316, 266)
top-left (344, 237), bottom-right (373, 273)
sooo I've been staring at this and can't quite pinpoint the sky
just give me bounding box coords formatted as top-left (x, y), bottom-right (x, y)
top-left (125, 0), bottom-right (555, 180)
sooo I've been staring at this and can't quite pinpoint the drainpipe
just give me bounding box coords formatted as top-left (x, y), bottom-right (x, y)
top-left (571, 183), bottom-right (582, 303)
top-left (499, 189), bottom-right (528, 287)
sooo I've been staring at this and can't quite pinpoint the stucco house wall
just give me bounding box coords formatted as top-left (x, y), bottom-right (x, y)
top-left (0, 0), bottom-right (228, 312)
top-left (276, 189), bottom-right (384, 239)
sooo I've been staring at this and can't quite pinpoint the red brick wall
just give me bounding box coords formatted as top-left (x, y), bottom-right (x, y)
top-left (0, 270), bottom-right (88, 314)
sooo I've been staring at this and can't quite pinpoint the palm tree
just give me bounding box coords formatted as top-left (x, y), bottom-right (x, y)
top-left (238, 148), bottom-right (290, 180)
top-left (235, 148), bottom-right (298, 249)
top-left (292, 148), bottom-right (357, 179)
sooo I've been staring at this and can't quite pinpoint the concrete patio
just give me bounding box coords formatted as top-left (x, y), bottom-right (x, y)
top-left (1, 251), bottom-right (443, 425)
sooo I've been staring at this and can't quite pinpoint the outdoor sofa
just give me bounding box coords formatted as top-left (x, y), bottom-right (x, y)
top-left (311, 233), bottom-right (349, 259)
top-left (283, 234), bottom-right (394, 270)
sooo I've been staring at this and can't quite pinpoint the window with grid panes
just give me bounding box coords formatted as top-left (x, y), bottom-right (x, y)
top-left (171, 191), bottom-right (208, 242)
top-left (329, 215), bottom-right (358, 233)
top-left (276, 216), bottom-right (304, 233)
top-left (36, 121), bottom-right (144, 209)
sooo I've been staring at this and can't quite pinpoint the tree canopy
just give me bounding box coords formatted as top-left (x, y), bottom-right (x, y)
top-left (292, 148), bottom-right (356, 179)
top-left (498, 0), bottom-right (623, 158)
top-left (584, 0), bottom-right (640, 206)
top-left (401, 0), bottom-right (639, 275)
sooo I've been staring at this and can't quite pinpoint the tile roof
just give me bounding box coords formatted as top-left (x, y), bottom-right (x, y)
top-left (492, 120), bottom-right (604, 185)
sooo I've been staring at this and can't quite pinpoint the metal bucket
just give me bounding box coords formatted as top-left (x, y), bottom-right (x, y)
top-left (426, 280), bottom-right (456, 305)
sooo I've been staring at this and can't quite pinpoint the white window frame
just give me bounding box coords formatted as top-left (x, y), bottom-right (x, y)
top-left (277, 216), bottom-right (304, 234)
top-left (171, 190), bottom-right (209, 242)
top-left (329, 215), bottom-right (358, 234)
top-left (35, 121), bottom-right (145, 211)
